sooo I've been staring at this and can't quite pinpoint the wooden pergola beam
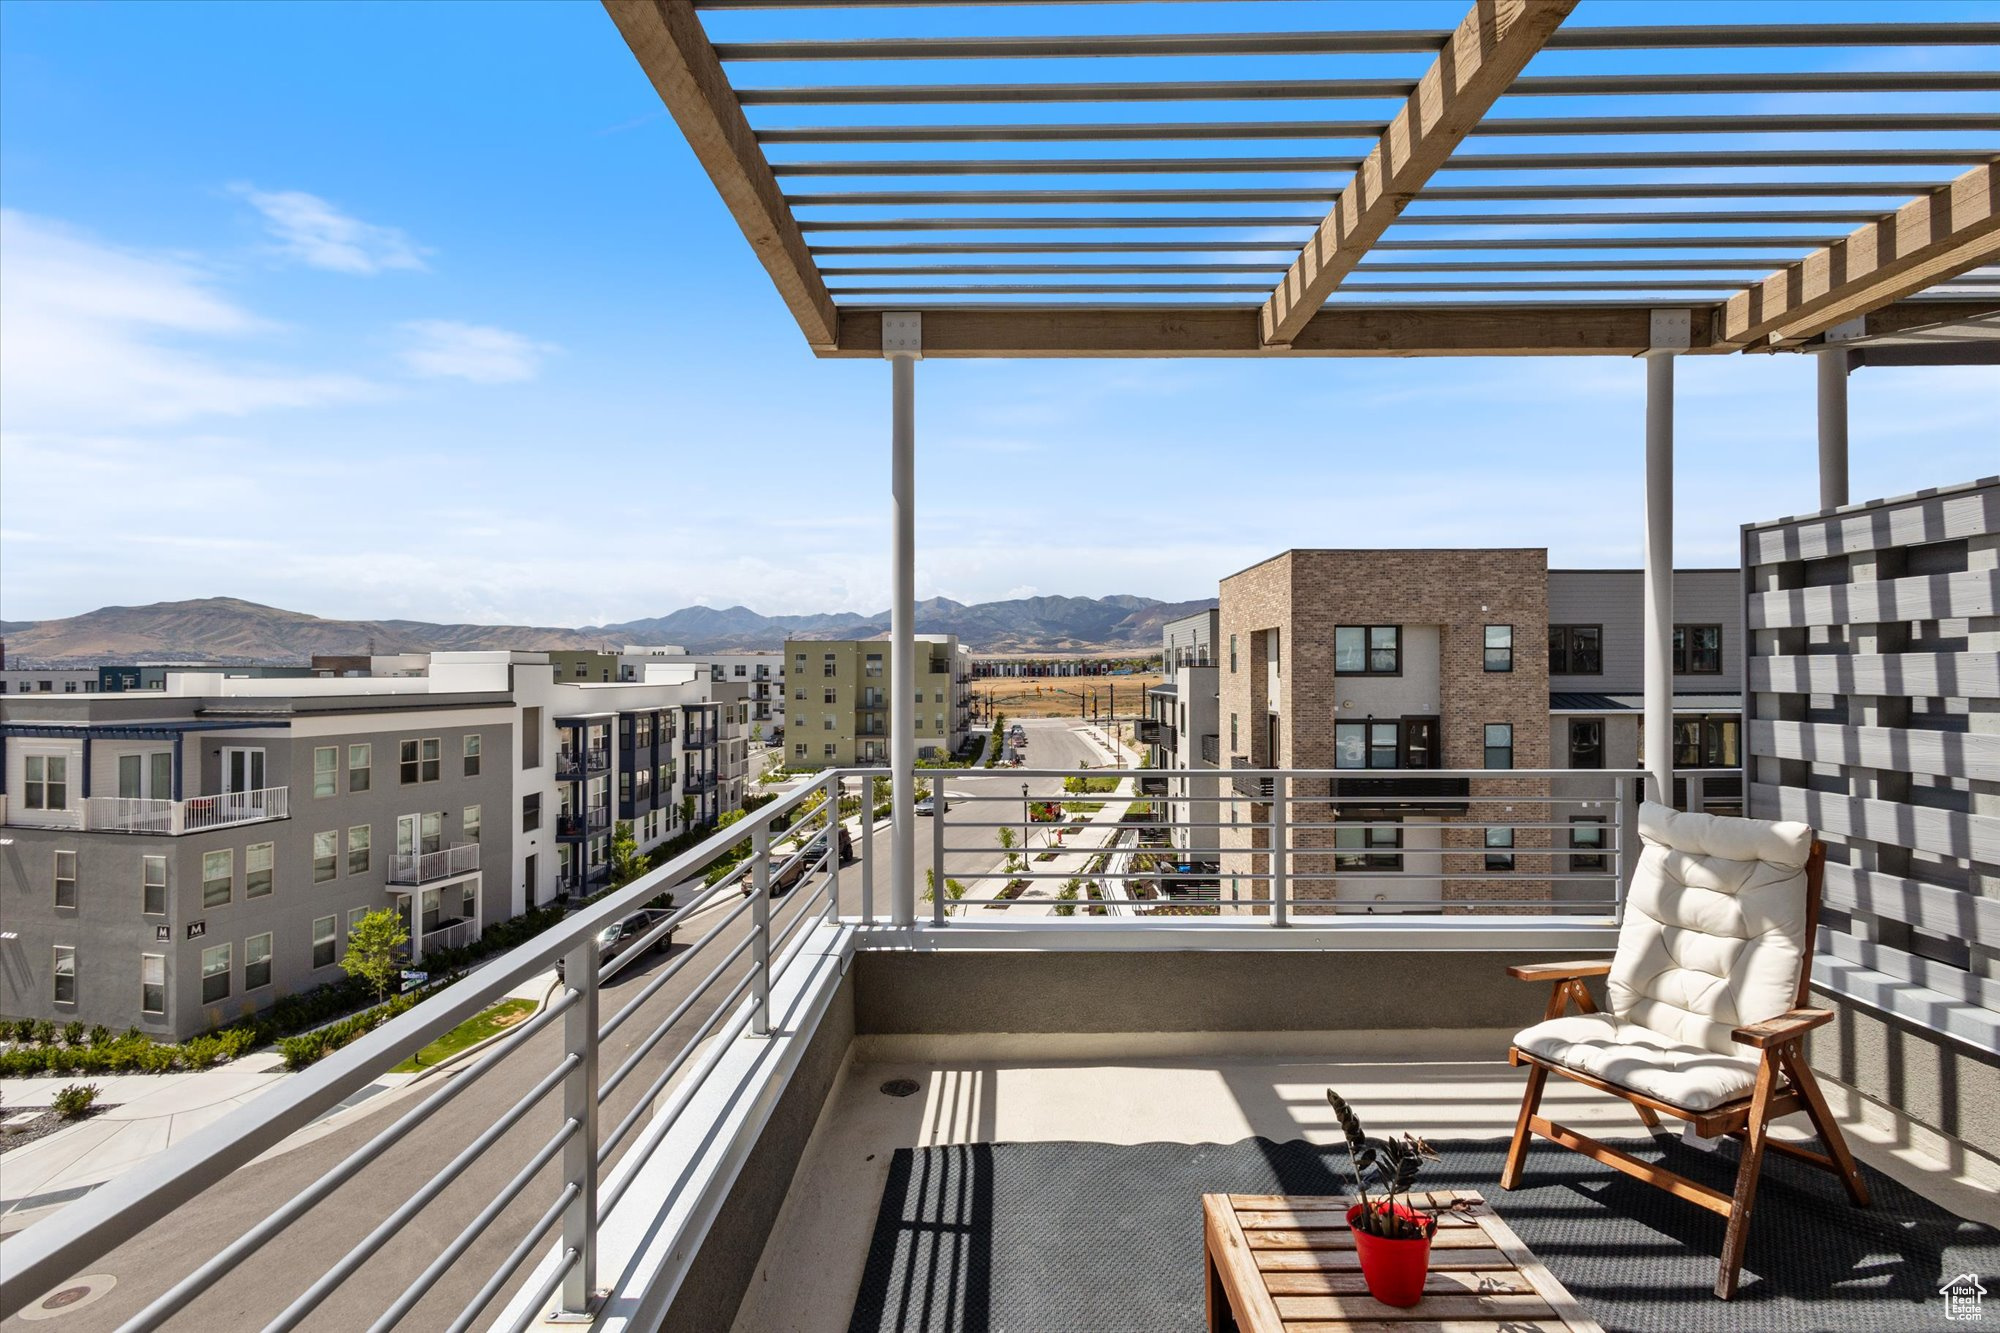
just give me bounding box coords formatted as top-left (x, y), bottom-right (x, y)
top-left (830, 304), bottom-right (1717, 359)
top-left (604, 0), bottom-right (838, 350)
top-left (1720, 160), bottom-right (2000, 349)
top-left (1258, 0), bottom-right (1578, 348)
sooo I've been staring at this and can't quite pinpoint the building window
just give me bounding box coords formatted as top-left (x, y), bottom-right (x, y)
top-left (348, 743), bottom-right (372, 792)
top-left (201, 943), bottom-right (231, 1003)
top-left (523, 793), bottom-right (541, 832)
top-left (1334, 626), bottom-right (1400, 675)
top-left (1569, 818), bottom-right (1607, 873)
top-left (246, 842), bottom-right (274, 898)
top-left (203, 849), bottom-right (233, 908)
top-left (1403, 718), bottom-right (1440, 769)
top-left (1485, 827), bottom-right (1516, 871)
top-left (1484, 625), bottom-right (1513, 673)
top-left (1568, 719), bottom-right (1604, 770)
top-left (400, 738), bottom-right (440, 784)
top-left (53, 946), bottom-right (77, 1005)
top-left (1334, 820), bottom-right (1402, 870)
top-left (1229, 713), bottom-right (1239, 751)
top-left (312, 916), bottom-right (337, 969)
top-left (1548, 625), bottom-right (1603, 675)
top-left (142, 854), bottom-right (168, 915)
top-left (464, 805), bottom-right (482, 842)
top-left (245, 933), bottom-right (273, 990)
top-left (824, 743), bottom-right (836, 759)
top-left (348, 906), bottom-right (367, 937)
top-left (313, 831), bottom-right (338, 883)
top-left (1483, 723), bottom-right (1514, 770)
top-left (1333, 721), bottom-right (1404, 770)
top-left (23, 754), bottom-right (67, 810)
top-left (794, 743), bottom-right (807, 758)
top-left (823, 687), bottom-right (837, 704)
top-left (463, 734), bottom-right (482, 776)
top-left (348, 825), bottom-right (371, 875)
top-left (1675, 715), bottom-right (1741, 768)
top-left (865, 654), bottom-right (883, 677)
top-left (141, 954), bottom-right (166, 1014)
top-left (53, 850), bottom-right (77, 908)
top-left (313, 746), bottom-right (338, 798)
top-left (1674, 624), bottom-right (1723, 675)
top-left (1229, 634), bottom-right (1237, 673)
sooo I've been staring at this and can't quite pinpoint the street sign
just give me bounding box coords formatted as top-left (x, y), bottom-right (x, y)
top-left (401, 970), bottom-right (429, 983)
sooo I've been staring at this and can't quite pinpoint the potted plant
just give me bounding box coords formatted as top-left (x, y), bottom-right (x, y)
top-left (1326, 1090), bottom-right (1441, 1307)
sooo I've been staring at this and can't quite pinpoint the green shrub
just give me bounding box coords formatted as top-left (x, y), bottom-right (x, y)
top-left (88, 1025), bottom-right (112, 1047)
top-left (61, 1021), bottom-right (87, 1047)
top-left (31, 1020), bottom-right (55, 1045)
top-left (51, 1084), bottom-right (100, 1120)
top-left (11, 1017), bottom-right (36, 1044)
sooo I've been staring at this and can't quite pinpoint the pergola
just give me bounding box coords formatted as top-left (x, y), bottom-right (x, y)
top-left (607, 0), bottom-right (2000, 922)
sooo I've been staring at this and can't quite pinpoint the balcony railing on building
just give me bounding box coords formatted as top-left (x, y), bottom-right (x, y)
top-left (557, 807), bottom-right (613, 839)
top-left (7, 786), bottom-right (291, 835)
top-left (1200, 734), bottom-right (1219, 764)
top-left (555, 746), bottom-right (611, 780)
top-left (387, 842), bottom-right (481, 886)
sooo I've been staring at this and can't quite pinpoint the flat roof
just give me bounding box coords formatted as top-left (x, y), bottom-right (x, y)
top-left (613, 4), bottom-right (1999, 358)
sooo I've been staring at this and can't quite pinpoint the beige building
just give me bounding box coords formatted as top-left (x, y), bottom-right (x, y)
top-left (782, 635), bottom-right (971, 768)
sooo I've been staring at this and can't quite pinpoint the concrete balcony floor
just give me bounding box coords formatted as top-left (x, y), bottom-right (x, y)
top-left (731, 1029), bottom-right (2000, 1333)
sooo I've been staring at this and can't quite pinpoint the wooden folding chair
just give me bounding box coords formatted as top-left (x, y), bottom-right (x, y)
top-left (1498, 803), bottom-right (1870, 1299)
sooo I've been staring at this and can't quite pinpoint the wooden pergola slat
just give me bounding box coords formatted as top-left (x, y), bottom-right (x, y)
top-left (1720, 161), bottom-right (2000, 348)
top-left (604, 0), bottom-right (838, 349)
top-left (1259, 0), bottom-right (1580, 348)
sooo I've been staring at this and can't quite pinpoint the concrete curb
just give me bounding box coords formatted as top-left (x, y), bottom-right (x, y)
top-left (403, 980), bottom-right (561, 1086)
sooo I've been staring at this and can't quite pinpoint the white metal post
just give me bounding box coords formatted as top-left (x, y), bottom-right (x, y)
top-left (1816, 347), bottom-right (1850, 512)
top-left (1643, 342), bottom-right (1677, 807)
top-left (931, 785), bottom-right (947, 926)
top-left (750, 821), bottom-right (771, 1036)
top-left (557, 937), bottom-right (599, 1317)
top-left (860, 773), bottom-right (874, 924)
top-left (824, 774), bottom-right (841, 920)
top-left (885, 316), bottom-right (921, 926)
top-left (1269, 775), bottom-right (1288, 927)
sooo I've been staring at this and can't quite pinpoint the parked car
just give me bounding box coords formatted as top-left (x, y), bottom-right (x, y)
top-left (596, 907), bottom-right (676, 969)
top-left (739, 825), bottom-right (853, 896)
top-left (915, 795), bottom-right (951, 816)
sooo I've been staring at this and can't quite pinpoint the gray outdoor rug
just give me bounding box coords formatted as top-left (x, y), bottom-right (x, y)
top-left (846, 1136), bottom-right (1999, 1333)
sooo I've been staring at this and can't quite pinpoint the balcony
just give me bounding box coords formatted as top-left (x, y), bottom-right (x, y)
top-left (683, 730), bottom-right (712, 750)
top-left (386, 842), bottom-right (480, 885)
top-left (557, 807), bottom-right (612, 840)
top-left (9, 764), bottom-right (1975, 1333)
top-left (1200, 734), bottom-right (1219, 765)
top-left (5, 787), bottom-right (292, 835)
top-left (685, 771), bottom-right (716, 794)
top-left (556, 747), bottom-right (611, 780)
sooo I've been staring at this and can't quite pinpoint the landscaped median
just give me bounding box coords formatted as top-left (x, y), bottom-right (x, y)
top-left (392, 997), bottom-right (537, 1073)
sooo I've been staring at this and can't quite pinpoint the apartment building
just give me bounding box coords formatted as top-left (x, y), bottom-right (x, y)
top-left (781, 635), bottom-right (970, 768)
top-left (0, 652), bottom-right (751, 1034)
top-left (617, 648), bottom-right (786, 742)
top-left (1141, 609), bottom-right (1220, 869)
top-left (2, 668), bottom-right (100, 695)
top-left (1212, 551), bottom-right (1747, 914)
top-left (0, 687), bottom-right (514, 1039)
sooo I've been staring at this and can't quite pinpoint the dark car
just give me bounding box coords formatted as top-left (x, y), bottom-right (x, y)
top-left (596, 908), bottom-right (676, 969)
top-left (740, 825), bottom-right (854, 896)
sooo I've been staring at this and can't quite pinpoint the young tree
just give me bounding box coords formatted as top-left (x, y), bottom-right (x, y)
top-left (609, 821), bottom-right (645, 888)
top-left (343, 908), bottom-right (411, 1002)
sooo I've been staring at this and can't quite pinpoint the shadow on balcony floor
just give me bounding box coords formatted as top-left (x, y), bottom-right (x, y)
top-left (846, 1136), bottom-right (1998, 1333)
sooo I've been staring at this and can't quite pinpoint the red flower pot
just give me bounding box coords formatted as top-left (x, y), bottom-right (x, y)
top-left (1346, 1202), bottom-right (1435, 1307)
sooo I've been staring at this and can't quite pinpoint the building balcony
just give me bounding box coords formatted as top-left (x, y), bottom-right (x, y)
top-left (556, 807), bottom-right (612, 840)
top-left (683, 730), bottom-right (712, 750)
top-left (386, 842), bottom-right (480, 886)
top-left (4, 787), bottom-right (291, 835)
top-left (685, 771), bottom-right (716, 794)
top-left (1200, 734), bottom-right (1219, 765)
top-left (555, 747), bottom-right (611, 780)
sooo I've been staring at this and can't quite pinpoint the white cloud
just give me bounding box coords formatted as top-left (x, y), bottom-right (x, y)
top-left (398, 320), bottom-right (556, 384)
top-left (0, 209), bottom-right (375, 429)
top-left (233, 186), bottom-right (428, 275)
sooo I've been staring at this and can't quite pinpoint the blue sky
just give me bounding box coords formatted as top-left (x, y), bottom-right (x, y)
top-left (2, 0), bottom-right (1995, 627)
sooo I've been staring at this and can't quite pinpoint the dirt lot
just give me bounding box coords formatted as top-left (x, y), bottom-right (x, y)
top-left (973, 672), bottom-right (1163, 720)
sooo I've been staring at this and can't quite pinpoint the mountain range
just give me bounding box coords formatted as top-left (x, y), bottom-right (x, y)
top-left (0, 594), bottom-right (1216, 664)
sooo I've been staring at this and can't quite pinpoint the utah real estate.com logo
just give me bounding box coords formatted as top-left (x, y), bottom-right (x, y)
top-left (1943, 1274), bottom-right (1987, 1322)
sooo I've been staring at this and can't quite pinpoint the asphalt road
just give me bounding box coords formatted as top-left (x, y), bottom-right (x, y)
top-left (4, 719), bottom-right (1124, 1331)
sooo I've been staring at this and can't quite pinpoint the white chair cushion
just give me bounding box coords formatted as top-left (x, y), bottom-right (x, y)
top-left (1514, 1012), bottom-right (1760, 1112)
top-left (1606, 802), bottom-right (1813, 1058)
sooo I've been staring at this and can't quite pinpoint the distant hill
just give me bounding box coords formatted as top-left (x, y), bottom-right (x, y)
top-left (2, 593), bottom-right (1217, 664)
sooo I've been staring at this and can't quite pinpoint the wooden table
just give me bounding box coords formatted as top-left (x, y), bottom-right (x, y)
top-left (1202, 1190), bottom-right (1604, 1332)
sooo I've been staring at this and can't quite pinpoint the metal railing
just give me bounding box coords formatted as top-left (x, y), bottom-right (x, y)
top-left (74, 786), bottom-right (292, 835)
top-left (555, 748), bottom-right (611, 780)
top-left (0, 770), bottom-right (851, 1330)
top-left (0, 763), bottom-right (1688, 1327)
top-left (388, 842), bottom-right (482, 886)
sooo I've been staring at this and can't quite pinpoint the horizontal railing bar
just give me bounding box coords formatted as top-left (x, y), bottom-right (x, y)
top-left (923, 868), bottom-right (1618, 882)
top-left (942, 898), bottom-right (1618, 908)
top-left (597, 932), bottom-right (756, 1101)
top-left (786, 183), bottom-right (1935, 205)
top-left (599, 890), bottom-right (758, 1040)
top-left (935, 766), bottom-right (1643, 778)
top-left (598, 968), bottom-right (758, 1165)
top-left (445, 1183), bottom-right (576, 1333)
top-left (716, 25), bottom-right (2000, 61)
top-left (598, 993), bottom-right (759, 1213)
top-left (369, 1117), bottom-right (579, 1333)
top-left (774, 149), bottom-right (1990, 177)
top-left (736, 71), bottom-right (2000, 105)
top-left (497, 1248), bottom-right (577, 1333)
top-left (265, 1053), bottom-right (579, 1333)
top-left (113, 987), bottom-right (580, 1331)
top-left (757, 112), bottom-right (2000, 144)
